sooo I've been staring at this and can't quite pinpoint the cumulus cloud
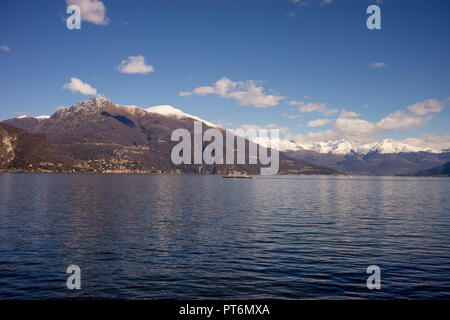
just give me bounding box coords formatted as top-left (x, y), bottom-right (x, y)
top-left (117, 55), bottom-right (154, 74)
top-left (292, 98), bottom-right (445, 147)
top-left (299, 102), bottom-right (339, 115)
top-left (376, 110), bottom-right (433, 131)
top-left (288, 100), bottom-right (305, 106)
top-left (63, 77), bottom-right (98, 95)
top-left (407, 99), bottom-right (445, 116)
top-left (0, 45), bottom-right (11, 52)
top-left (401, 134), bottom-right (450, 152)
top-left (370, 62), bottom-right (387, 69)
top-left (284, 114), bottom-right (302, 119)
top-left (307, 119), bottom-right (332, 127)
top-left (66, 0), bottom-right (110, 25)
top-left (238, 123), bottom-right (291, 136)
top-left (180, 77), bottom-right (285, 108)
top-left (339, 109), bottom-right (361, 118)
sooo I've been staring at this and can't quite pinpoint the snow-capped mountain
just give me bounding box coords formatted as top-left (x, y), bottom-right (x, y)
top-left (357, 139), bottom-right (433, 154)
top-left (251, 137), bottom-right (302, 152)
top-left (54, 98), bottom-right (218, 128)
top-left (2, 97), bottom-right (340, 175)
top-left (145, 104), bottom-right (218, 128)
top-left (17, 114), bottom-right (50, 120)
top-left (310, 140), bottom-right (355, 155)
top-left (6, 98), bottom-right (448, 156)
top-left (256, 137), bottom-right (443, 154)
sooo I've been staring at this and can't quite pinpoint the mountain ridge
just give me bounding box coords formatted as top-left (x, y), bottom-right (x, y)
top-left (2, 98), bottom-right (341, 175)
top-left (256, 137), bottom-right (442, 155)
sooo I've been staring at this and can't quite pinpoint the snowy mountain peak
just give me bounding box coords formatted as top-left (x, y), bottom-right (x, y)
top-left (256, 137), bottom-right (443, 154)
top-left (251, 137), bottom-right (302, 152)
top-left (310, 139), bottom-right (354, 155)
top-left (17, 114), bottom-right (50, 120)
top-left (146, 105), bottom-right (218, 128)
top-left (35, 115), bottom-right (51, 120)
top-left (50, 99), bottom-right (218, 128)
top-left (357, 139), bottom-right (433, 154)
top-left (146, 105), bottom-right (190, 118)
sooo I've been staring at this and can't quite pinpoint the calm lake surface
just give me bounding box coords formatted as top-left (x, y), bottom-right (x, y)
top-left (0, 173), bottom-right (449, 299)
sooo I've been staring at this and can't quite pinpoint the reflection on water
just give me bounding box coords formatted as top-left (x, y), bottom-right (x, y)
top-left (0, 173), bottom-right (449, 299)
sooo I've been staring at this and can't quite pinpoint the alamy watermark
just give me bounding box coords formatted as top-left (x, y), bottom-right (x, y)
top-left (366, 265), bottom-right (381, 290)
top-left (66, 5), bottom-right (81, 30)
top-left (66, 265), bottom-right (81, 290)
top-left (170, 121), bottom-right (279, 175)
top-left (366, 5), bottom-right (381, 30)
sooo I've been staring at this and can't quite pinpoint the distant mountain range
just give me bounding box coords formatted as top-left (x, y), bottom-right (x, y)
top-left (412, 161), bottom-right (450, 177)
top-left (1, 98), bottom-right (340, 175)
top-left (2, 97), bottom-right (449, 176)
top-left (254, 137), bottom-right (445, 155)
top-left (252, 133), bottom-right (450, 176)
top-left (285, 149), bottom-right (450, 176)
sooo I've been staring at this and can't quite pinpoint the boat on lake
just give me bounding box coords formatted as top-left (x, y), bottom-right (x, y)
top-left (223, 171), bottom-right (252, 179)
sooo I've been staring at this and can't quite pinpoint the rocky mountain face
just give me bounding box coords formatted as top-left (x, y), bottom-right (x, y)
top-left (0, 123), bottom-right (74, 172)
top-left (286, 149), bottom-right (450, 176)
top-left (412, 161), bottom-right (450, 177)
top-left (3, 98), bottom-right (341, 175)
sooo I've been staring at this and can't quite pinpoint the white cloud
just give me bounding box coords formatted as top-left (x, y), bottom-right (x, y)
top-left (401, 134), bottom-right (450, 152)
top-left (307, 118), bottom-right (332, 127)
top-left (376, 110), bottom-right (433, 131)
top-left (288, 100), bottom-right (305, 106)
top-left (66, 0), bottom-right (110, 25)
top-left (299, 102), bottom-right (339, 115)
top-left (0, 45), bottom-right (11, 52)
top-left (181, 77), bottom-right (285, 108)
top-left (291, 0), bottom-right (334, 6)
top-left (370, 62), bottom-right (387, 69)
top-left (63, 77), bottom-right (98, 95)
top-left (286, 12), bottom-right (295, 17)
top-left (339, 109), bottom-right (361, 118)
top-left (238, 123), bottom-right (290, 136)
top-left (292, 98), bottom-right (445, 147)
top-left (238, 124), bottom-right (263, 131)
top-left (407, 99), bottom-right (445, 116)
top-left (179, 91), bottom-right (193, 97)
top-left (117, 55), bottom-right (154, 74)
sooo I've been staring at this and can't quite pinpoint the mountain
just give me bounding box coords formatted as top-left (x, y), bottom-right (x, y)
top-left (254, 136), bottom-right (450, 176)
top-left (357, 139), bottom-right (433, 154)
top-left (0, 123), bottom-right (73, 172)
top-left (262, 138), bottom-right (439, 155)
top-left (286, 149), bottom-right (450, 176)
top-left (3, 98), bottom-right (341, 175)
top-left (412, 161), bottom-right (450, 177)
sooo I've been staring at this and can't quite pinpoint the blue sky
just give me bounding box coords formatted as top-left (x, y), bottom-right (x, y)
top-left (0, 0), bottom-right (449, 148)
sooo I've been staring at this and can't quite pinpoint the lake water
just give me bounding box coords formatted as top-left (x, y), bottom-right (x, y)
top-left (0, 173), bottom-right (449, 299)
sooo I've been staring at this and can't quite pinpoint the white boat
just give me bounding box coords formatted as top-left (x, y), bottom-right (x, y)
top-left (223, 171), bottom-right (252, 179)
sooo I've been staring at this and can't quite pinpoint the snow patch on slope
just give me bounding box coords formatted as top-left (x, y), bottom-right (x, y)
top-left (146, 105), bottom-right (218, 128)
top-left (17, 114), bottom-right (50, 120)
